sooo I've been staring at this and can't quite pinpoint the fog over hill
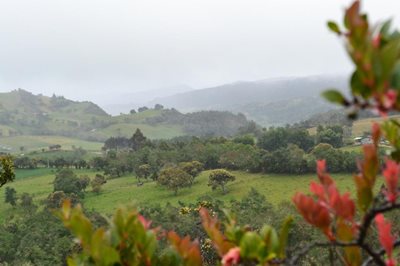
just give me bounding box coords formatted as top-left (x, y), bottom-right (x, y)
top-left (148, 74), bottom-right (348, 126)
top-left (100, 84), bottom-right (193, 115)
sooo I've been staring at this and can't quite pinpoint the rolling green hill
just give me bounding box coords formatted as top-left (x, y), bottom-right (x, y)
top-left (0, 90), bottom-right (256, 152)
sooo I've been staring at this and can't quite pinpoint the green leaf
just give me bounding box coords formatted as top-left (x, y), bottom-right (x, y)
top-left (278, 216), bottom-right (293, 258)
top-left (260, 225), bottom-right (279, 256)
top-left (380, 20), bottom-right (392, 36)
top-left (350, 71), bottom-right (370, 97)
top-left (390, 62), bottom-right (400, 89)
top-left (327, 21), bottom-right (341, 35)
top-left (240, 232), bottom-right (263, 259)
top-left (354, 175), bottom-right (373, 212)
top-left (380, 37), bottom-right (400, 81)
top-left (321, 90), bottom-right (347, 105)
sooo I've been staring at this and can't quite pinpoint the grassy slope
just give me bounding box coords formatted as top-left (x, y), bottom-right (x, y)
top-left (93, 110), bottom-right (185, 139)
top-left (0, 111), bottom-right (184, 154)
top-left (351, 115), bottom-right (400, 137)
top-left (0, 135), bottom-right (103, 153)
top-left (0, 169), bottom-right (367, 221)
top-left (95, 123), bottom-right (184, 140)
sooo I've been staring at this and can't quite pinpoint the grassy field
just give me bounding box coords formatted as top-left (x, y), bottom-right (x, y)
top-left (0, 168), bottom-right (369, 221)
top-left (0, 135), bottom-right (103, 153)
top-left (351, 115), bottom-right (400, 137)
top-left (95, 123), bottom-right (185, 140)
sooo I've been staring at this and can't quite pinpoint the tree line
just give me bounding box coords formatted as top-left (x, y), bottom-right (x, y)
top-left (94, 125), bottom-right (361, 180)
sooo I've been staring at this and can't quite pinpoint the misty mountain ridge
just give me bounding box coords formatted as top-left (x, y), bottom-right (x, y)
top-left (148, 74), bottom-right (348, 126)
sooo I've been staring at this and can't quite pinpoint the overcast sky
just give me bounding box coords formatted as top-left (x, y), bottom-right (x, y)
top-left (0, 0), bottom-right (399, 105)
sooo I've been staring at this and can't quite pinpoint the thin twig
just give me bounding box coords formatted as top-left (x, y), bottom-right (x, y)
top-left (287, 201), bottom-right (400, 266)
top-left (362, 239), bottom-right (400, 266)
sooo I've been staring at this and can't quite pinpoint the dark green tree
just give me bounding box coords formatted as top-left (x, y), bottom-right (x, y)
top-left (19, 193), bottom-right (34, 209)
top-left (53, 169), bottom-right (83, 196)
top-left (257, 127), bottom-right (289, 151)
top-left (130, 128), bottom-right (148, 151)
top-left (138, 106), bottom-right (149, 112)
top-left (233, 134), bottom-right (255, 145)
top-left (154, 104), bottom-right (164, 110)
top-left (316, 125), bottom-right (344, 148)
top-left (78, 175), bottom-right (90, 192)
top-left (4, 187), bottom-right (17, 206)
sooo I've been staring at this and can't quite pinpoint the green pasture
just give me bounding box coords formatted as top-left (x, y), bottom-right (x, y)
top-left (0, 169), bottom-right (372, 222)
top-left (0, 135), bottom-right (103, 153)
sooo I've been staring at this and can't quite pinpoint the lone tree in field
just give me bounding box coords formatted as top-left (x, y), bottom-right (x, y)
top-left (157, 167), bottom-right (191, 195)
top-left (179, 161), bottom-right (204, 186)
top-left (208, 169), bottom-right (235, 194)
top-left (5, 187), bottom-right (17, 206)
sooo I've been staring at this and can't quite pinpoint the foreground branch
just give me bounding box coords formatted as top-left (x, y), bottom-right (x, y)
top-left (288, 202), bottom-right (400, 266)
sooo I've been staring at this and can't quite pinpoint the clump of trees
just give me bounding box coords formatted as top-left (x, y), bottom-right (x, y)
top-left (138, 106), bottom-right (149, 112)
top-left (315, 125), bottom-right (344, 148)
top-left (53, 169), bottom-right (85, 197)
top-left (96, 123), bottom-right (355, 180)
top-left (179, 161), bottom-right (203, 186)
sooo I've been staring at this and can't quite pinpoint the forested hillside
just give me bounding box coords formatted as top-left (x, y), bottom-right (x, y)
top-left (150, 75), bottom-right (348, 126)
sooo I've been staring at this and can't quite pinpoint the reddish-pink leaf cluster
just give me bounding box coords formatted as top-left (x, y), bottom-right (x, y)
top-left (382, 159), bottom-right (400, 203)
top-left (293, 160), bottom-right (356, 240)
top-left (221, 247), bottom-right (241, 266)
top-left (375, 214), bottom-right (397, 266)
top-left (138, 214), bottom-right (152, 230)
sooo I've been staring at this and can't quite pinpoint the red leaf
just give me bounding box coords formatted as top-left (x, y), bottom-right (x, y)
top-left (199, 208), bottom-right (235, 256)
top-left (316, 160), bottom-right (334, 187)
top-left (293, 193), bottom-right (332, 239)
top-left (375, 214), bottom-right (396, 262)
top-left (221, 247), bottom-right (241, 266)
top-left (383, 159), bottom-right (400, 203)
top-left (372, 122), bottom-right (381, 145)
